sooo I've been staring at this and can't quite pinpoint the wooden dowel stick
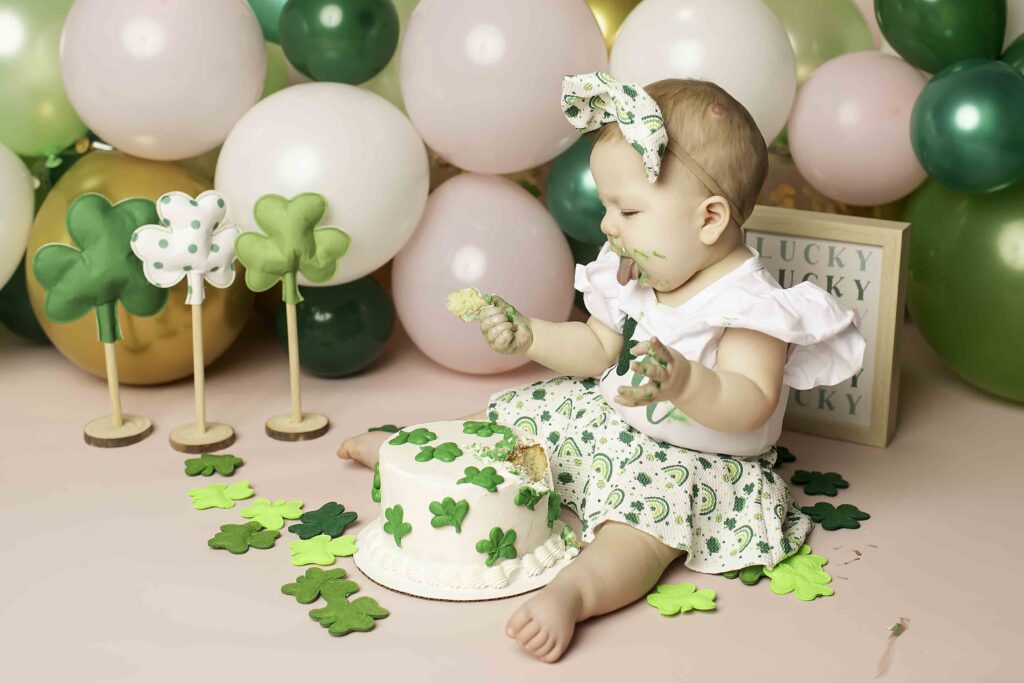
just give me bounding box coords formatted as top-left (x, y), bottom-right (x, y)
top-left (103, 342), bottom-right (123, 429)
top-left (286, 301), bottom-right (302, 424)
top-left (192, 302), bottom-right (206, 434)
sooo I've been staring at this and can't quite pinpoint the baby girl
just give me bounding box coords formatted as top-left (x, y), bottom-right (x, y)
top-left (338, 72), bottom-right (864, 663)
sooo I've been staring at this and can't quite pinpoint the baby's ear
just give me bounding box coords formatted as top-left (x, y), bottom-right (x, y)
top-left (697, 196), bottom-right (731, 246)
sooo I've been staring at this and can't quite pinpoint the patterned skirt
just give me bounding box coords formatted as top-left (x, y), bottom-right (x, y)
top-left (487, 375), bottom-right (811, 574)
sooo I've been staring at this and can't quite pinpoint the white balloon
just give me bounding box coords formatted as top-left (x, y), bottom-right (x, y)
top-left (0, 144), bottom-right (34, 290)
top-left (610, 0), bottom-right (797, 143)
top-left (215, 83), bottom-right (429, 286)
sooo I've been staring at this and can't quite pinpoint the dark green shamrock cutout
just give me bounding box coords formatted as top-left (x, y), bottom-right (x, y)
top-left (371, 462), bottom-right (381, 503)
top-left (368, 424), bottom-right (402, 433)
top-left (429, 497), bottom-right (470, 533)
top-left (207, 521), bottom-right (279, 554)
top-left (801, 502), bottom-right (870, 530)
top-left (388, 427), bottom-right (437, 446)
top-left (382, 504), bottom-right (412, 546)
top-left (791, 470), bottom-right (849, 497)
top-left (33, 193), bottom-right (167, 343)
top-left (513, 486), bottom-right (546, 511)
top-left (288, 502), bottom-right (358, 539)
top-left (774, 445), bottom-right (796, 466)
top-left (463, 421), bottom-right (501, 437)
top-left (281, 567), bottom-right (358, 604)
top-left (184, 453), bottom-right (244, 477)
top-left (414, 442), bottom-right (463, 463)
top-left (476, 527), bottom-right (518, 567)
top-left (615, 315), bottom-right (639, 375)
top-left (234, 193), bottom-right (350, 305)
top-left (309, 596), bottom-right (389, 636)
top-left (457, 466), bottom-right (505, 492)
top-left (722, 564), bottom-right (767, 586)
top-left (547, 491), bottom-right (562, 528)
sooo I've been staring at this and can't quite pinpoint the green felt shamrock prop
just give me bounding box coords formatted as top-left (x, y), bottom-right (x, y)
top-left (288, 502), bottom-right (358, 539)
top-left (309, 596), bottom-right (389, 636)
top-left (368, 424), bottom-right (402, 433)
top-left (207, 521), bottom-right (280, 554)
top-left (189, 481), bottom-right (254, 510)
top-left (774, 445), bottom-right (796, 465)
top-left (457, 466), bottom-right (505, 492)
top-left (184, 453), bottom-right (244, 477)
top-left (371, 463), bottom-right (381, 503)
top-left (429, 497), bottom-right (470, 533)
top-left (240, 498), bottom-right (304, 531)
top-left (791, 470), bottom-right (849, 497)
top-left (281, 567), bottom-right (358, 604)
top-left (615, 315), bottom-right (639, 376)
top-left (763, 545), bottom-right (834, 601)
top-left (547, 491), bottom-right (562, 528)
top-left (476, 527), bottom-right (518, 567)
top-left (290, 534), bottom-right (358, 566)
top-left (646, 583), bottom-right (717, 615)
top-left (33, 193), bottom-right (168, 343)
top-left (233, 193), bottom-right (350, 305)
top-left (722, 564), bottom-right (767, 586)
top-left (414, 442), bottom-right (463, 463)
top-left (388, 427), bottom-right (436, 446)
top-left (382, 505), bottom-right (412, 547)
top-left (514, 486), bottom-right (546, 511)
top-left (462, 421), bottom-right (502, 437)
top-left (801, 502), bottom-right (870, 530)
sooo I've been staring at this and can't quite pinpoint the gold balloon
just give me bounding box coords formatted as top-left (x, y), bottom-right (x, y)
top-left (26, 151), bottom-right (254, 385)
top-left (587, 0), bottom-right (642, 49)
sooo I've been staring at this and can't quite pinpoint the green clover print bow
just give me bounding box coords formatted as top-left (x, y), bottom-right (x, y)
top-left (33, 193), bottom-right (168, 343)
top-left (234, 193), bottom-right (350, 304)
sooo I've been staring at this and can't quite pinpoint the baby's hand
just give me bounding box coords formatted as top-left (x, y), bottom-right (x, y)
top-left (615, 337), bottom-right (691, 407)
top-left (479, 294), bottom-right (533, 355)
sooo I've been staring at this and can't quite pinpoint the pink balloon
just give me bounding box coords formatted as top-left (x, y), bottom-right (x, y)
top-left (399, 0), bottom-right (607, 174)
top-left (788, 51), bottom-right (927, 206)
top-left (393, 174), bottom-right (574, 375)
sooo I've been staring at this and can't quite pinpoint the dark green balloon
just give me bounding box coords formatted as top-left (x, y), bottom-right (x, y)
top-left (247, 0), bottom-right (289, 43)
top-left (876, 0), bottom-right (1006, 73)
top-left (280, 0), bottom-right (399, 84)
top-left (910, 59), bottom-right (1024, 194)
top-left (1001, 33), bottom-right (1024, 76)
top-left (568, 237), bottom-right (604, 312)
top-left (547, 132), bottom-right (606, 245)
top-left (0, 259), bottom-right (49, 344)
top-left (276, 277), bottom-right (394, 377)
top-left (902, 178), bottom-right (1024, 402)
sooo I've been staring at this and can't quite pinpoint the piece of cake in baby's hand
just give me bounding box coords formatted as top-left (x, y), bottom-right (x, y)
top-left (447, 287), bottom-right (493, 321)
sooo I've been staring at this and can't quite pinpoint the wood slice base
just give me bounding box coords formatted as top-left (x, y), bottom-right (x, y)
top-left (265, 413), bottom-right (329, 442)
top-left (83, 414), bottom-right (153, 448)
top-left (169, 422), bottom-right (236, 454)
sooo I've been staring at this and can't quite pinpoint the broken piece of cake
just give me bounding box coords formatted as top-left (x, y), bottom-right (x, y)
top-left (446, 287), bottom-right (492, 322)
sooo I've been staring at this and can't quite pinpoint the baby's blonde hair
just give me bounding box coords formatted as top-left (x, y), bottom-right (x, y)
top-left (596, 78), bottom-right (768, 225)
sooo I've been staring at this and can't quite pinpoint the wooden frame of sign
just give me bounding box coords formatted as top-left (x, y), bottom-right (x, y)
top-left (742, 205), bottom-right (910, 448)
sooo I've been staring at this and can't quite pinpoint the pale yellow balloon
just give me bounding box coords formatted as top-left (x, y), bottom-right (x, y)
top-left (763, 0), bottom-right (874, 86)
top-left (588, 0), bottom-right (642, 49)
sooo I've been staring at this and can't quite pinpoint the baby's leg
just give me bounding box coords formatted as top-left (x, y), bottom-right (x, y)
top-left (506, 520), bottom-right (684, 663)
top-left (336, 408), bottom-right (487, 468)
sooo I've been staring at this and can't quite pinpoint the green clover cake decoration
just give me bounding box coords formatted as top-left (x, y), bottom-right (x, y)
top-left (371, 462), bottom-right (381, 503)
top-left (414, 442), bottom-right (463, 463)
top-left (388, 427), bottom-right (436, 446)
top-left (382, 504), bottom-right (412, 547)
top-left (475, 527), bottom-right (517, 567)
top-left (429, 497), bottom-right (469, 533)
top-left (462, 421), bottom-right (501, 437)
top-left (546, 490), bottom-right (562, 528)
top-left (234, 192), bottom-right (350, 304)
top-left (33, 193), bottom-right (168, 343)
top-left (457, 466), bottom-right (505, 492)
top-left (513, 486), bottom-right (547, 511)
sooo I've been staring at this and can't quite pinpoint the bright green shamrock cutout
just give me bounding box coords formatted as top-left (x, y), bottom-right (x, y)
top-left (547, 491), bottom-right (562, 528)
top-left (32, 193), bottom-right (167, 343)
top-left (791, 470), bottom-right (849, 497)
top-left (457, 466), bottom-right (505, 492)
top-left (722, 564), bottom-right (766, 586)
top-left (207, 521), bottom-right (280, 554)
top-left (388, 427), bottom-right (436, 446)
top-left (801, 502), bottom-right (870, 530)
top-left (189, 481), bottom-right (254, 510)
top-left (462, 421), bottom-right (501, 437)
top-left (646, 583), bottom-right (717, 615)
top-left (281, 567), bottom-right (358, 604)
top-left (371, 463), bottom-right (381, 503)
top-left (476, 527), bottom-right (517, 567)
top-left (382, 505), bottom-right (412, 547)
top-left (184, 453), bottom-right (244, 477)
top-left (763, 545), bottom-right (834, 601)
top-left (233, 192), bottom-right (350, 305)
top-left (309, 596), bottom-right (389, 636)
top-left (368, 424), bottom-right (402, 433)
top-left (414, 442), bottom-right (463, 463)
top-left (514, 486), bottom-right (546, 511)
top-left (240, 498), bottom-right (304, 531)
top-left (288, 502), bottom-right (358, 539)
top-left (290, 534), bottom-right (358, 566)
top-left (429, 497), bottom-right (469, 533)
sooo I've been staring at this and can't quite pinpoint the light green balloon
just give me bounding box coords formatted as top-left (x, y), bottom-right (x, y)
top-left (263, 42), bottom-right (289, 99)
top-left (763, 0), bottom-right (875, 85)
top-left (0, 0), bottom-right (87, 157)
top-left (358, 0), bottom-right (420, 113)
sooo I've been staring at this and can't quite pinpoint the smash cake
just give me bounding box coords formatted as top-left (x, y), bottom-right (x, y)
top-left (353, 420), bottom-right (580, 601)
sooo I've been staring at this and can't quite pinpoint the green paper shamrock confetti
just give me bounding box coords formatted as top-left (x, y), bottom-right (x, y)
top-left (513, 486), bottom-right (546, 511)
top-left (233, 193), bottom-right (350, 305)
top-left (414, 441), bottom-right (464, 463)
top-left (774, 445), bottom-right (796, 465)
top-left (32, 193), bottom-right (167, 343)
top-left (457, 466), bottom-right (505, 492)
top-left (646, 582), bottom-right (717, 615)
top-left (791, 470), bottom-right (849, 497)
top-left (290, 534), bottom-right (358, 566)
top-left (240, 498), bottom-right (304, 531)
top-left (763, 545), bottom-right (834, 601)
top-left (207, 521), bottom-right (280, 554)
top-left (462, 421), bottom-right (502, 437)
top-left (368, 424), bottom-right (402, 433)
top-left (309, 596), bottom-right (389, 636)
top-left (388, 427), bottom-right (436, 446)
top-left (547, 491), bottom-right (562, 528)
top-left (189, 481), bottom-right (254, 510)
top-left (429, 497), bottom-right (469, 533)
top-left (801, 502), bottom-right (870, 530)
top-left (382, 505), bottom-right (412, 547)
top-left (184, 453), bottom-right (244, 477)
top-left (722, 564), bottom-right (767, 586)
top-left (281, 567), bottom-right (358, 604)
top-left (371, 462), bottom-right (381, 503)
top-left (288, 502), bottom-right (358, 539)
top-left (475, 527), bottom-right (518, 567)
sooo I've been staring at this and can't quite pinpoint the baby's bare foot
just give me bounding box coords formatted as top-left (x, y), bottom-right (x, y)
top-left (336, 431), bottom-right (388, 468)
top-left (506, 578), bottom-right (584, 663)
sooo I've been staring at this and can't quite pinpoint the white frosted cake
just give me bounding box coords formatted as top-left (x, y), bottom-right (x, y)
top-left (353, 419), bottom-right (580, 600)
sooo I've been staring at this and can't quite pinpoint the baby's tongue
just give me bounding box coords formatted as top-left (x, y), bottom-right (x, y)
top-left (617, 256), bottom-right (636, 286)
